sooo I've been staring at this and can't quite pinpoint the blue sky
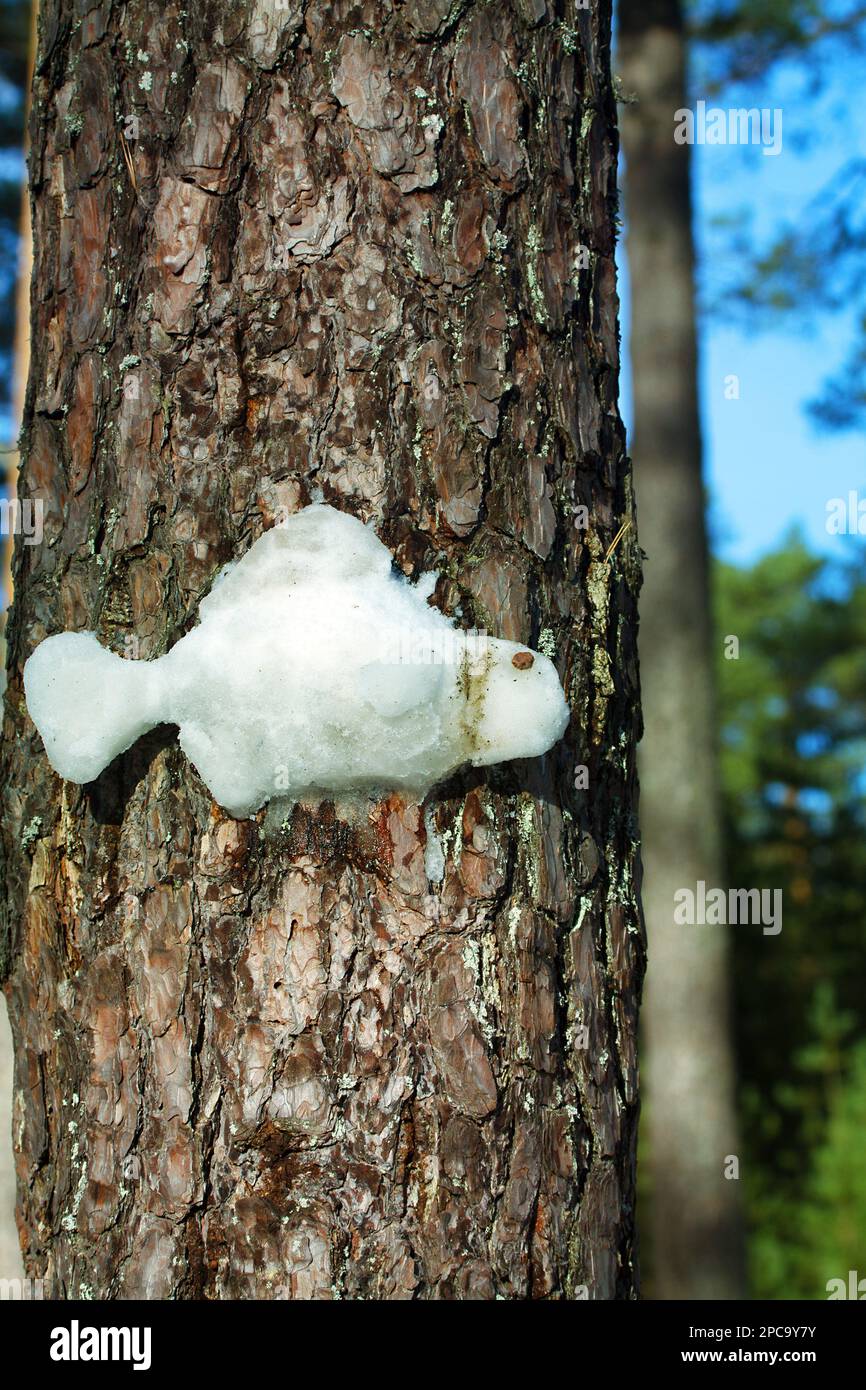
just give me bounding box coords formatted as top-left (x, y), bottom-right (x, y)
top-left (619, 45), bottom-right (866, 567)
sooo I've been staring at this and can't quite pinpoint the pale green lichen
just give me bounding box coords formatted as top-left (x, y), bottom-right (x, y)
top-left (405, 234), bottom-right (425, 278)
top-left (60, 1130), bottom-right (88, 1233)
top-left (586, 556), bottom-right (611, 630)
top-left (21, 816), bottom-right (42, 852)
top-left (592, 645), bottom-right (614, 697)
top-left (517, 796), bottom-right (535, 839)
top-left (481, 930), bottom-right (501, 1023)
top-left (490, 229), bottom-right (509, 286)
top-left (526, 223), bottom-right (548, 325)
top-left (439, 797), bottom-right (465, 869)
top-left (462, 937), bottom-right (496, 1047)
top-left (506, 898), bottom-right (522, 948)
top-left (412, 420), bottom-right (424, 463)
top-left (422, 112), bottom-right (443, 140)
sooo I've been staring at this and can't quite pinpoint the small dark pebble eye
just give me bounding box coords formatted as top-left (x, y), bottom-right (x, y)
top-left (512, 652), bottom-right (534, 670)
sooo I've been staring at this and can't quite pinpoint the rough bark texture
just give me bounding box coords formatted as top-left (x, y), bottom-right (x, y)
top-left (619, 0), bottom-right (745, 1300)
top-left (1, 0), bottom-right (643, 1300)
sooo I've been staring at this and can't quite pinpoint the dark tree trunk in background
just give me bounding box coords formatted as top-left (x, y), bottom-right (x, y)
top-left (618, 0), bottom-right (745, 1300)
top-left (1, 0), bottom-right (643, 1299)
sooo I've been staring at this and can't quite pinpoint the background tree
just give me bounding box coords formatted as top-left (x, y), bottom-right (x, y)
top-left (617, 0), bottom-right (745, 1301)
top-left (0, 0), bottom-right (644, 1299)
top-left (686, 7), bottom-right (866, 1296)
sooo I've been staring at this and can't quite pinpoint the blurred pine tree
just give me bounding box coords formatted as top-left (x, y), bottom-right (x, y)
top-left (715, 536), bottom-right (866, 1297)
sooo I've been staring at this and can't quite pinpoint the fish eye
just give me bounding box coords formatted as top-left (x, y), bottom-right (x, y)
top-left (512, 652), bottom-right (534, 670)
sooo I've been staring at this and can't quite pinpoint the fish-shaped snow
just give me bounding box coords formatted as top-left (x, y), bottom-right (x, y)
top-left (24, 505), bottom-right (570, 818)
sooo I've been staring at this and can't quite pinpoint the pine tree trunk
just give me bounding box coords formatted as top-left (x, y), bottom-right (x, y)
top-left (1, 0), bottom-right (643, 1300)
top-left (618, 0), bottom-right (745, 1299)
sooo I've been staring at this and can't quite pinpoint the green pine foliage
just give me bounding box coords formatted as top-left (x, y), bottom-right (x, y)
top-left (804, 1036), bottom-right (866, 1290)
top-left (715, 535), bottom-right (866, 1297)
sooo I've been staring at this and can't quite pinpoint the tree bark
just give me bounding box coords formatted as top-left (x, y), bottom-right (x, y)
top-left (618, 0), bottom-right (745, 1299)
top-left (1, 0), bottom-right (642, 1300)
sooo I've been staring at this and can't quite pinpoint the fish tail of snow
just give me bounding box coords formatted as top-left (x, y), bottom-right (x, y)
top-left (24, 632), bottom-right (165, 785)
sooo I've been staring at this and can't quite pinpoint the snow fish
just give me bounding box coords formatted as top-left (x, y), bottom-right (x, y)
top-left (24, 504), bottom-right (570, 818)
